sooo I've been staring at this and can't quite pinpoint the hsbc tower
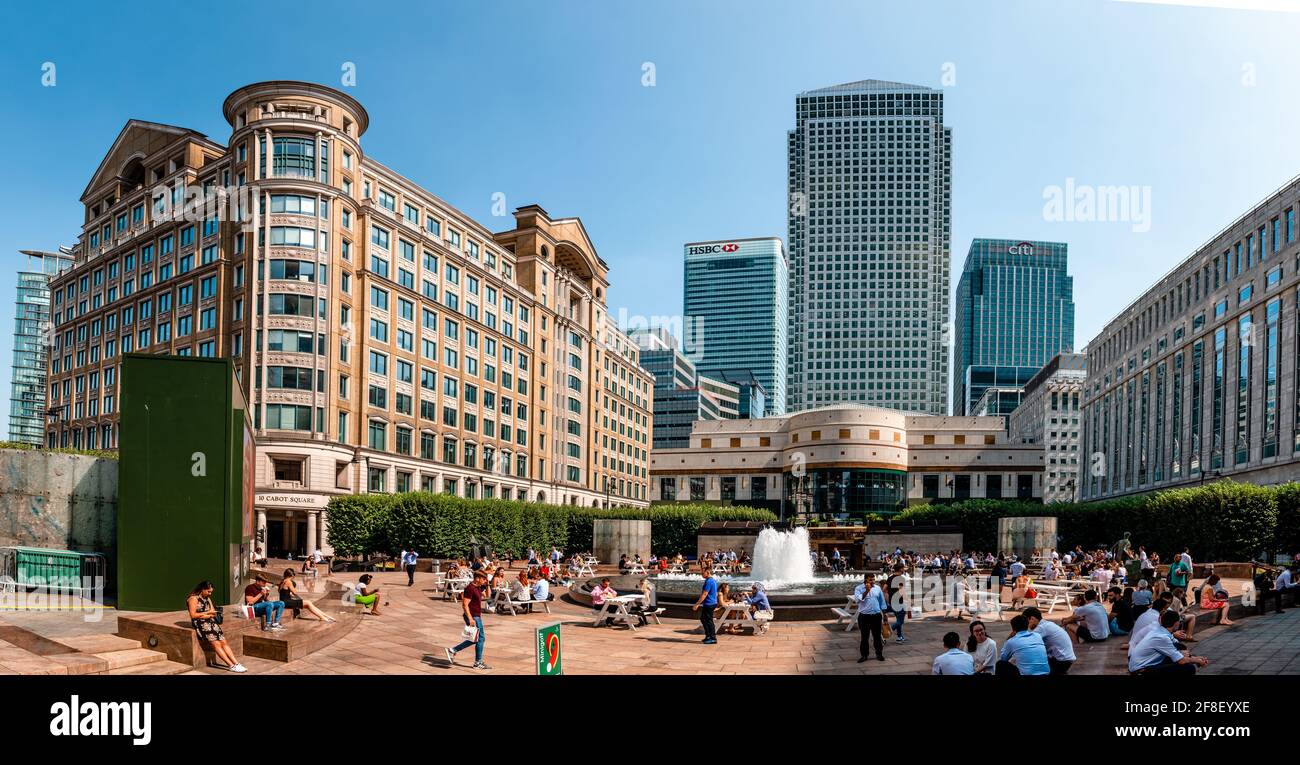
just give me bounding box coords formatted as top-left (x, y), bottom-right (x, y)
top-left (682, 237), bottom-right (788, 416)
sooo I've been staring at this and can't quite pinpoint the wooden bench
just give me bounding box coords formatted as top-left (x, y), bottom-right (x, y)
top-left (832, 597), bottom-right (859, 631)
top-left (491, 589), bottom-right (553, 615)
top-left (964, 589), bottom-right (1004, 621)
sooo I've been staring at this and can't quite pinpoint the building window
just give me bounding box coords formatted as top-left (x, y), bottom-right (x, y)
top-left (273, 459), bottom-right (303, 484)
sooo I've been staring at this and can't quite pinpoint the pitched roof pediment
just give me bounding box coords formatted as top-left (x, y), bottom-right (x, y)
top-left (80, 119), bottom-right (214, 203)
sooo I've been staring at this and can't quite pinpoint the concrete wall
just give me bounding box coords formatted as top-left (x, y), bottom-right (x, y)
top-left (593, 519), bottom-right (650, 563)
top-left (0, 448), bottom-right (117, 558)
top-left (997, 516), bottom-right (1058, 559)
top-left (863, 533), bottom-right (964, 559)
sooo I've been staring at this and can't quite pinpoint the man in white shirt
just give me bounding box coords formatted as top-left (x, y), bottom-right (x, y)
top-left (1062, 589), bottom-right (1111, 644)
top-left (1024, 607), bottom-right (1076, 674)
top-left (1009, 560), bottom-right (1026, 578)
top-left (1129, 610), bottom-right (1209, 675)
top-left (932, 632), bottom-right (975, 675)
top-left (1127, 595), bottom-right (1170, 655)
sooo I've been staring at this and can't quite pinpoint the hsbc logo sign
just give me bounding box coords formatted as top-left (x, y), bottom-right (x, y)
top-left (1008, 241), bottom-right (1035, 256)
top-left (687, 243), bottom-right (741, 256)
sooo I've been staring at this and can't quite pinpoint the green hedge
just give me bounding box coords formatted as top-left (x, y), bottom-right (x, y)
top-left (325, 493), bottom-right (776, 558)
top-left (897, 481), bottom-right (1292, 561)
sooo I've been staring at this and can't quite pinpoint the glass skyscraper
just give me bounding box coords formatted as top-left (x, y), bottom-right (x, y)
top-left (8, 249), bottom-right (73, 445)
top-left (953, 238), bottom-right (1074, 415)
top-left (787, 80), bottom-right (952, 414)
top-left (682, 236), bottom-right (787, 416)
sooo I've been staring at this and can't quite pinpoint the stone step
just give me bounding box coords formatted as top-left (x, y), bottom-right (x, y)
top-left (92, 648), bottom-right (169, 671)
top-left (105, 659), bottom-right (193, 676)
top-left (52, 634), bottom-right (144, 654)
top-left (0, 638), bottom-right (68, 675)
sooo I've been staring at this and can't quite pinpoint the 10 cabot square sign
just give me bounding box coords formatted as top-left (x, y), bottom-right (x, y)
top-left (254, 493), bottom-right (329, 509)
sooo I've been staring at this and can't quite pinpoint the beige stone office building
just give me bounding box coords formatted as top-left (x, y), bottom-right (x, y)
top-left (1008, 353), bottom-right (1086, 502)
top-left (1081, 175), bottom-right (1300, 500)
top-left (649, 405), bottom-right (1044, 520)
top-left (46, 81), bottom-right (652, 556)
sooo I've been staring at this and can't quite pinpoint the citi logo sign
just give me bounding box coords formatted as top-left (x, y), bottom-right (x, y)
top-left (1008, 242), bottom-right (1035, 256)
top-left (687, 243), bottom-right (740, 255)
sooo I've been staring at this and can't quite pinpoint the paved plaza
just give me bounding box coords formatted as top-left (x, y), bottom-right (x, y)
top-left (2, 568), bottom-right (1295, 675)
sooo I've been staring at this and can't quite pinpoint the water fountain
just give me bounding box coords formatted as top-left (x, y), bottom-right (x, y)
top-left (641, 526), bottom-right (861, 620)
top-left (750, 526), bottom-right (816, 583)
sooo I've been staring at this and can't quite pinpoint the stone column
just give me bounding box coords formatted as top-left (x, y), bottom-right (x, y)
top-left (306, 511), bottom-right (318, 557)
top-left (256, 508), bottom-right (267, 556)
top-left (319, 510), bottom-right (333, 556)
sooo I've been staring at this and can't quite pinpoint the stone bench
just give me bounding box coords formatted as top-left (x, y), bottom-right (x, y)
top-left (117, 578), bottom-right (360, 666)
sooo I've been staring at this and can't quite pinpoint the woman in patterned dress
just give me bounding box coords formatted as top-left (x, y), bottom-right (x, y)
top-left (187, 580), bottom-right (245, 672)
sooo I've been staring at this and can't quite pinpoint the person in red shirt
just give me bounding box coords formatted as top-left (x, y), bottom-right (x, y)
top-left (446, 571), bottom-right (489, 670)
top-left (244, 574), bottom-right (284, 631)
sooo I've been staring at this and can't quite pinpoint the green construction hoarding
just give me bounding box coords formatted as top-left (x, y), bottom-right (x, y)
top-left (117, 354), bottom-right (254, 611)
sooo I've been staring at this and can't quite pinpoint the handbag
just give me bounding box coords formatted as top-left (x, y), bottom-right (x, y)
top-left (1026, 588), bottom-right (1037, 599)
top-left (461, 623), bottom-right (479, 642)
top-left (237, 604), bottom-right (257, 619)
top-left (882, 618), bottom-right (892, 638)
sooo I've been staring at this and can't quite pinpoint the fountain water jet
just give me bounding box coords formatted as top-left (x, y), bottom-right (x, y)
top-left (749, 526), bottom-right (816, 583)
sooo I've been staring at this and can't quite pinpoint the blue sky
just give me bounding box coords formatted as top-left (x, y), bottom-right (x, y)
top-left (2, 0), bottom-right (1299, 430)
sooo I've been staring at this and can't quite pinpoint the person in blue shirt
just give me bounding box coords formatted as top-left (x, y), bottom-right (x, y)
top-left (1129, 609), bottom-right (1209, 675)
top-left (996, 615), bottom-right (1051, 676)
top-left (932, 632), bottom-right (976, 675)
top-left (854, 574), bottom-right (888, 662)
top-left (693, 573), bottom-right (719, 644)
top-left (402, 549), bottom-right (419, 586)
top-left (745, 582), bottom-right (772, 614)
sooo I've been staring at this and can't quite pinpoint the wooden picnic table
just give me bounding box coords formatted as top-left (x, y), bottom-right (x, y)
top-left (716, 601), bottom-right (770, 634)
top-left (627, 562), bottom-right (648, 575)
top-left (592, 594), bottom-right (643, 630)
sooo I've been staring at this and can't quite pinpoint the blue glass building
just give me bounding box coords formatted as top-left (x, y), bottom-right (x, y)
top-left (953, 239), bottom-right (1074, 415)
top-left (683, 237), bottom-right (787, 416)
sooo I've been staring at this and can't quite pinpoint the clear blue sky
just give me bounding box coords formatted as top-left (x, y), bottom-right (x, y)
top-left (2, 0), bottom-right (1299, 431)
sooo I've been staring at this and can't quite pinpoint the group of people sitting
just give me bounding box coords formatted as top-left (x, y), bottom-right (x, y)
top-left (700, 549), bottom-right (747, 573)
top-left (485, 567), bottom-right (554, 612)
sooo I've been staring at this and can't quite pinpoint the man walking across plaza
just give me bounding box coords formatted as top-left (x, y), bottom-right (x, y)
top-left (402, 548), bottom-right (419, 586)
top-left (855, 573), bottom-right (888, 662)
top-left (692, 569), bottom-right (719, 644)
top-left (446, 571), bottom-right (489, 670)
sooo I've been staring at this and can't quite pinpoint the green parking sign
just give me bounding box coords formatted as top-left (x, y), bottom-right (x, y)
top-left (535, 621), bottom-right (562, 675)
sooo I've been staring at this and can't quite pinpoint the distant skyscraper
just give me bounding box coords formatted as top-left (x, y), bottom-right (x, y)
top-left (9, 248), bottom-right (73, 445)
top-left (953, 238), bottom-right (1075, 415)
top-left (633, 330), bottom-right (739, 449)
top-left (787, 79), bottom-right (952, 414)
top-left (683, 237), bottom-right (787, 415)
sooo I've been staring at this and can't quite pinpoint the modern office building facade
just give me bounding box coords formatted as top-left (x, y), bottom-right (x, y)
top-left (649, 405), bottom-right (1044, 520)
top-left (8, 248), bottom-right (74, 445)
top-left (953, 238), bottom-right (1074, 415)
top-left (1009, 353), bottom-right (1086, 502)
top-left (786, 80), bottom-right (952, 414)
top-left (45, 81), bottom-right (652, 556)
top-left (1081, 175), bottom-right (1300, 500)
top-left (635, 330), bottom-right (738, 449)
top-left (682, 236), bottom-right (787, 415)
